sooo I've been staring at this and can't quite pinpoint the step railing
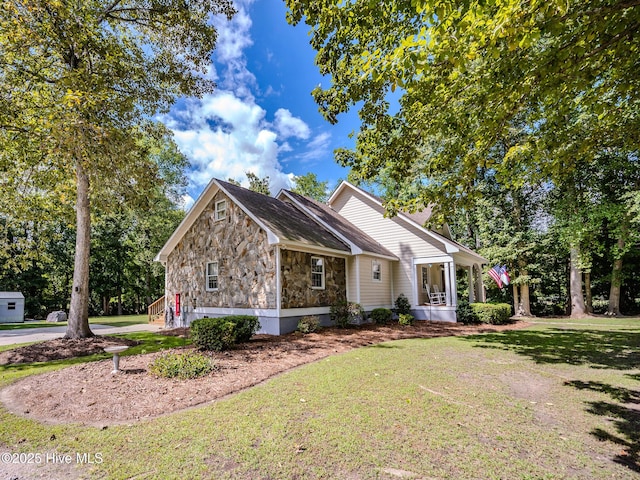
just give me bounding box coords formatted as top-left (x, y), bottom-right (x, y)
top-left (147, 296), bottom-right (165, 323)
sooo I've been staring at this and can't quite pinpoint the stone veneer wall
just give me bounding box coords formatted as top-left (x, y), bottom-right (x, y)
top-left (280, 250), bottom-right (346, 309)
top-left (166, 191), bottom-right (277, 310)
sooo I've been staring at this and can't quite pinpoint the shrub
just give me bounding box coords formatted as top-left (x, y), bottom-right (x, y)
top-left (226, 315), bottom-right (261, 343)
top-left (469, 303), bottom-right (512, 325)
top-left (398, 313), bottom-right (414, 326)
top-left (330, 301), bottom-right (365, 328)
top-left (149, 351), bottom-right (214, 379)
top-left (190, 315), bottom-right (260, 351)
top-left (297, 315), bottom-right (320, 334)
top-left (394, 294), bottom-right (412, 315)
top-left (370, 308), bottom-right (393, 324)
top-left (190, 317), bottom-right (236, 351)
top-left (456, 301), bottom-right (477, 324)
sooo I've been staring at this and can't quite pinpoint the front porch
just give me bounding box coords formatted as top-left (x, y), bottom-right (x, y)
top-left (411, 255), bottom-right (485, 322)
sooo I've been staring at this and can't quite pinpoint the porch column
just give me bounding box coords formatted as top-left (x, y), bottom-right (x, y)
top-left (475, 264), bottom-right (486, 302)
top-left (467, 266), bottom-right (475, 303)
top-left (444, 262), bottom-right (457, 306)
top-left (449, 262), bottom-right (457, 307)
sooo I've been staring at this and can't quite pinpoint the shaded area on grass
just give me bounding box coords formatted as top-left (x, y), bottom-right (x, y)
top-left (566, 380), bottom-right (640, 473)
top-left (468, 327), bottom-right (640, 474)
top-left (0, 331), bottom-right (190, 366)
top-left (465, 328), bottom-right (640, 370)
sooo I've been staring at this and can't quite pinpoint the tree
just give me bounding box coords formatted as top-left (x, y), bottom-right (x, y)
top-left (285, 0), bottom-right (640, 220)
top-left (292, 173), bottom-right (329, 202)
top-left (246, 172), bottom-right (271, 195)
top-left (0, 0), bottom-right (235, 338)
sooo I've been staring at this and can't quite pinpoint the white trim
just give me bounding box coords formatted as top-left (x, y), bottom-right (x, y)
top-left (195, 306), bottom-right (332, 318)
top-left (355, 256), bottom-right (361, 304)
top-left (311, 256), bottom-right (325, 290)
top-left (280, 241), bottom-right (350, 258)
top-left (205, 261), bottom-right (219, 291)
top-left (276, 246), bottom-right (282, 316)
top-left (196, 306), bottom-right (278, 317)
top-left (372, 260), bottom-right (382, 282)
top-left (214, 199), bottom-right (227, 221)
top-left (413, 255), bottom-right (454, 265)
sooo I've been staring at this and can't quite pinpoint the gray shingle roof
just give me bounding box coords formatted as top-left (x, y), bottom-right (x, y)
top-left (281, 190), bottom-right (397, 259)
top-left (217, 179), bottom-right (351, 253)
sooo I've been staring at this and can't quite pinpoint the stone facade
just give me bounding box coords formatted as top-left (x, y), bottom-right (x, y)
top-left (166, 191), bottom-right (277, 311)
top-left (280, 250), bottom-right (346, 309)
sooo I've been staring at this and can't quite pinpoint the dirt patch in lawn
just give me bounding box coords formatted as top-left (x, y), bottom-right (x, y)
top-left (1, 321), bottom-right (528, 426)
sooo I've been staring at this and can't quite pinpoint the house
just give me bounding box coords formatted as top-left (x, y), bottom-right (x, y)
top-left (155, 178), bottom-right (486, 334)
top-left (0, 292), bottom-right (25, 323)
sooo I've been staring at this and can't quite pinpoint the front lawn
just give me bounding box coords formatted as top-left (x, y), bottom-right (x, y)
top-left (0, 320), bottom-right (638, 479)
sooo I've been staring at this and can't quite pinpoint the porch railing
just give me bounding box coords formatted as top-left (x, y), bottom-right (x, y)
top-left (148, 296), bottom-right (165, 323)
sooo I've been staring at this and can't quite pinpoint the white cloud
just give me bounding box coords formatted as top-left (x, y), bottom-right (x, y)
top-left (297, 132), bottom-right (332, 164)
top-left (168, 92), bottom-right (299, 195)
top-left (274, 108), bottom-right (311, 140)
top-left (164, 0), bottom-right (324, 198)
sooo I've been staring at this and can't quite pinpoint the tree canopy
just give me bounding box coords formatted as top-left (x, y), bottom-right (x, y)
top-left (285, 0), bottom-right (640, 220)
top-left (0, 0), bottom-right (235, 337)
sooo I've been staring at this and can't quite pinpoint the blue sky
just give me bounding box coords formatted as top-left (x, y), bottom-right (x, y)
top-left (162, 0), bottom-right (358, 208)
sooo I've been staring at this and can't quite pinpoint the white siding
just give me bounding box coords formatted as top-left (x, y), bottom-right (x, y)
top-left (331, 190), bottom-right (448, 308)
top-left (357, 255), bottom-right (393, 309)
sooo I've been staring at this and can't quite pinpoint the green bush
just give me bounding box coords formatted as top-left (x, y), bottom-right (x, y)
top-left (148, 351), bottom-right (215, 379)
top-left (465, 303), bottom-right (512, 325)
top-left (330, 301), bottom-right (364, 328)
top-left (190, 315), bottom-right (260, 351)
top-left (226, 315), bottom-right (261, 342)
top-left (190, 317), bottom-right (236, 351)
top-left (297, 315), bottom-right (320, 334)
top-left (370, 308), bottom-right (393, 324)
top-left (394, 294), bottom-right (411, 315)
top-left (398, 313), bottom-right (414, 326)
top-left (456, 301), bottom-right (477, 324)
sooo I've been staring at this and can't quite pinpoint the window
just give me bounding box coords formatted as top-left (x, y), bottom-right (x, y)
top-left (206, 262), bottom-right (219, 290)
top-left (7, 302), bottom-right (16, 310)
top-left (372, 261), bottom-right (381, 281)
top-left (215, 200), bottom-right (227, 221)
top-left (311, 257), bottom-right (325, 289)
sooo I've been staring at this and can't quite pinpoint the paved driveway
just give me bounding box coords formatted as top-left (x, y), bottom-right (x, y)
top-left (0, 323), bottom-right (163, 346)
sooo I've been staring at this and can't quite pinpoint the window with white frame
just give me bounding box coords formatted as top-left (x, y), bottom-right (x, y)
top-left (422, 267), bottom-right (429, 291)
top-left (311, 257), bottom-right (325, 289)
top-left (206, 262), bottom-right (219, 290)
top-left (7, 302), bottom-right (16, 310)
top-left (215, 200), bottom-right (227, 221)
top-left (372, 260), bottom-right (381, 281)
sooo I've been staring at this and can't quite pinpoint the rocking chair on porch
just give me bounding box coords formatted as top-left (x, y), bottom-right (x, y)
top-left (427, 285), bottom-right (446, 305)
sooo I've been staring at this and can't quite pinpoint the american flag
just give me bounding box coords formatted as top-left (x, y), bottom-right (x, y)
top-left (499, 266), bottom-right (511, 286)
top-left (488, 265), bottom-right (510, 288)
top-left (488, 266), bottom-right (503, 288)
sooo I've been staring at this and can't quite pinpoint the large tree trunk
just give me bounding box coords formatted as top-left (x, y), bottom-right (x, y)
top-left (518, 283), bottom-right (532, 316)
top-left (569, 246), bottom-right (586, 317)
top-left (512, 283), bottom-right (521, 316)
top-left (584, 272), bottom-right (593, 314)
top-left (65, 158), bottom-right (94, 339)
top-left (607, 236), bottom-right (625, 316)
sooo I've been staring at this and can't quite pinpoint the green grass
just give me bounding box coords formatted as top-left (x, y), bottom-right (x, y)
top-left (0, 314), bottom-right (148, 330)
top-left (525, 315), bottom-right (640, 328)
top-left (0, 322), bottom-right (638, 479)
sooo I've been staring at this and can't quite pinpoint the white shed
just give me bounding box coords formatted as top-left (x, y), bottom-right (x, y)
top-left (0, 292), bottom-right (25, 323)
